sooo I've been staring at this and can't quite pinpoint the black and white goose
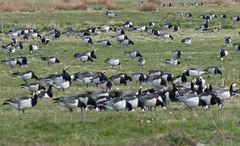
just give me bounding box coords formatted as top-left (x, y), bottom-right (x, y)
top-left (30, 32), bottom-right (41, 39)
top-left (200, 92), bottom-right (223, 109)
top-left (52, 76), bottom-right (71, 91)
top-left (219, 49), bottom-right (228, 61)
top-left (173, 25), bottom-right (180, 32)
top-left (29, 44), bottom-right (40, 53)
top-left (41, 36), bottom-right (50, 44)
top-left (161, 73), bottom-right (174, 82)
top-left (123, 21), bottom-right (134, 29)
top-left (72, 72), bottom-right (93, 87)
top-left (139, 94), bottom-right (166, 111)
top-left (110, 73), bottom-right (132, 86)
top-left (181, 37), bottom-right (191, 45)
top-left (233, 43), bottom-right (240, 51)
top-left (110, 98), bottom-right (132, 111)
top-left (165, 59), bottom-right (180, 65)
top-left (83, 37), bottom-right (93, 45)
top-left (224, 36), bottom-right (231, 45)
top-left (147, 75), bottom-right (167, 87)
top-left (41, 56), bottom-right (60, 65)
top-left (112, 34), bottom-right (128, 42)
top-left (161, 23), bottom-right (173, 29)
top-left (53, 96), bottom-right (81, 112)
top-left (3, 92), bottom-right (38, 114)
top-left (159, 33), bottom-right (174, 40)
top-left (97, 80), bottom-right (112, 91)
top-left (138, 57), bottom-right (145, 67)
top-left (172, 50), bottom-right (182, 60)
top-left (20, 83), bottom-right (45, 93)
top-left (36, 83), bottom-right (53, 99)
top-left (148, 69), bottom-right (163, 77)
top-left (104, 58), bottom-right (120, 68)
top-left (132, 73), bottom-right (149, 84)
top-left (106, 11), bottom-right (117, 18)
top-left (232, 16), bottom-right (240, 22)
top-left (12, 71), bottom-right (39, 83)
top-left (16, 56), bottom-right (28, 66)
top-left (148, 21), bottom-right (155, 27)
top-left (219, 14), bottom-right (226, 19)
top-left (205, 66), bottom-right (222, 78)
top-left (2, 57), bottom-right (21, 68)
top-left (173, 74), bottom-right (187, 85)
top-left (124, 50), bottom-right (142, 59)
top-left (213, 83), bottom-right (237, 100)
top-left (99, 40), bottom-right (112, 46)
top-left (176, 94), bottom-right (207, 110)
top-left (74, 52), bottom-right (94, 62)
top-left (120, 39), bottom-right (134, 45)
top-left (184, 68), bottom-right (206, 77)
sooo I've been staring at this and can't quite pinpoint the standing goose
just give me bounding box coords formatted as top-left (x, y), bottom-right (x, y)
top-left (12, 71), bottom-right (39, 83)
top-left (104, 58), bottom-right (120, 68)
top-left (181, 37), bottom-right (191, 45)
top-left (213, 83), bottom-right (237, 100)
top-left (173, 74), bottom-right (187, 85)
top-left (3, 92), bottom-right (38, 114)
top-left (41, 36), bottom-right (50, 44)
top-left (72, 72), bottom-right (93, 87)
top-left (97, 80), bottom-right (112, 91)
top-left (224, 36), bottom-right (231, 45)
top-left (177, 94), bottom-right (207, 110)
top-left (16, 56), bottom-right (28, 66)
top-left (52, 77), bottom-right (71, 91)
top-left (219, 49), bottom-right (228, 61)
top-left (147, 75), bottom-right (167, 87)
top-left (41, 56), bottom-right (60, 65)
top-left (138, 57), bottom-right (145, 67)
top-left (53, 96), bottom-right (81, 112)
top-left (139, 94), bottom-right (166, 111)
top-left (29, 44), bottom-right (40, 54)
top-left (110, 98), bottom-right (132, 111)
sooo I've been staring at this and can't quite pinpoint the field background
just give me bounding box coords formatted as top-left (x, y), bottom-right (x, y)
top-left (0, 0), bottom-right (240, 145)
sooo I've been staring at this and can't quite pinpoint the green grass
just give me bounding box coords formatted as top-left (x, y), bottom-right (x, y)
top-left (0, 1), bottom-right (240, 145)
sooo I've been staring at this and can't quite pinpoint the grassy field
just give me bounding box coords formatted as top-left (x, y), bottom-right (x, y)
top-left (0, 0), bottom-right (240, 145)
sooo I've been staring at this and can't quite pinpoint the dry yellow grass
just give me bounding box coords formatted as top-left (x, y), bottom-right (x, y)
top-left (139, 0), bottom-right (161, 11)
top-left (0, 0), bottom-right (35, 12)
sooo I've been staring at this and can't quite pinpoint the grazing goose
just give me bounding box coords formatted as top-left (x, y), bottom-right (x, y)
top-left (110, 74), bottom-right (132, 86)
top-left (20, 83), bottom-right (45, 93)
top-left (16, 56), bottom-right (28, 66)
top-left (132, 73), bottom-right (149, 84)
top-left (213, 83), bottom-right (237, 100)
top-left (53, 78), bottom-right (71, 91)
top-left (104, 58), bottom-right (120, 68)
top-left (165, 59), bottom-right (180, 65)
top-left (184, 68), bottom-right (206, 77)
top-left (219, 14), bottom-right (226, 19)
top-left (149, 70), bottom-right (163, 77)
top-left (29, 44), bottom-right (40, 54)
top-left (138, 57), bottom-right (145, 67)
top-left (91, 72), bottom-right (108, 85)
top-left (160, 33), bottom-right (174, 40)
top-left (112, 34), bottom-right (128, 42)
top-left (173, 25), bottom-right (180, 32)
top-left (219, 49), bottom-right (228, 61)
top-left (148, 21), bottom-right (155, 27)
top-left (106, 11), bottom-right (117, 18)
top-left (99, 40), bottom-right (112, 46)
top-left (110, 98), bottom-right (132, 111)
top-left (3, 92), bottom-right (38, 114)
top-left (36, 84), bottom-right (53, 99)
top-left (173, 74), bottom-right (187, 85)
top-left (205, 66), bottom-right (222, 78)
top-left (74, 53), bottom-right (94, 62)
top-left (53, 96), bottom-right (82, 112)
top-left (124, 96), bottom-right (144, 111)
top-left (224, 36), bottom-right (231, 45)
top-left (123, 21), bottom-right (134, 29)
top-left (200, 92), bottom-right (223, 109)
top-left (139, 94), bottom-right (166, 111)
top-left (177, 94), bottom-right (207, 110)
top-left (41, 56), bottom-right (60, 65)
top-left (12, 71), bottom-right (39, 83)
top-left (120, 39), bottom-right (134, 45)
top-left (30, 32), bottom-right (41, 39)
top-left (41, 36), bottom-right (50, 44)
top-left (232, 16), bottom-right (240, 22)
top-left (124, 50), bottom-right (142, 59)
top-left (181, 37), bottom-right (191, 45)
top-left (172, 50), bottom-right (182, 59)
top-left (2, 58), bottom-right (21, 68)
top-left (147, 75), bottom-right (166, 87)
top-left (42, 69), bottom-right (71, 85)
top-left (161, 73), bottom-right (174, 82)
top-left (233, 43), bottom-right (240, 51)
top-left (83, 37), bottom-right (93, 45)
top-left (97, 80), bottom-right (112, 91)
top-left (72, 72), bottom-right (93, 87)
top-left (161, 23), bottom-right (173, 29)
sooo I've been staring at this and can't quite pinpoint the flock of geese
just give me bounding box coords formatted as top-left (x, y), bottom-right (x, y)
top-left (1, 7), bottom-right (240, 114)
